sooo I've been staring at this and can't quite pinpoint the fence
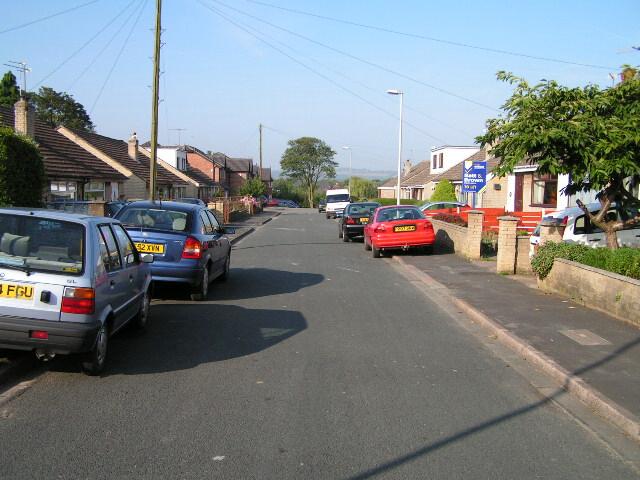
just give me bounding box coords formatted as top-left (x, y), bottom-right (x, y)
top-left (425, 207), bottom-right (551, 233)
top-left (208, 196), bottom-right (252, 224)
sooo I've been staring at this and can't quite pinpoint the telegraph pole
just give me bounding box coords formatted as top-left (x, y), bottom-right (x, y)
top-left (259, 123), bottom-right (263, 173)
top-left (149, 0), bottom-right (162, 201)
top-left (4, 61), bottom-right (30, 96)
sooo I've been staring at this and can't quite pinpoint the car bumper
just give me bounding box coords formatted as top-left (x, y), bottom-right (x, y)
top-left (345, 225), bottom-right (366, 236)
top-left (150, 263), bottom-right (202, 286)
top-left (371, 232), bottom-right (435, 249)
top-left (0, 315), bottom-right (100, 354)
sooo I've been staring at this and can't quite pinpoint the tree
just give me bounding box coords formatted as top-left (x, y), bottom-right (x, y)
top-left (349, 176), bottom-right (378, 200)
top-left (430, 179), bottom-right (458, 202)
top-left (280, 137), bottom-right (337, 207)
top-left (0, 127), bottom-right (46, 207)
top-left (272, 177), bottom-right (304, 203)
top-left (0, 71), bottom-right (20, 106)
top-left (477, 71), bottom-right (640, 249)
top-left (238, 176), bottom-right (266, 197)
top-left (30, 87), bottom-right (95, 132)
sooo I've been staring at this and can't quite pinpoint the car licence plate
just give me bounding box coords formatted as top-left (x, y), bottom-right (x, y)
top-left (135, 242), bottom-right (165, 254)
top-left (394, 225), bottom-right (416, 233)
top-left (0, 282), bottom-right (34, 300)
top-left (359, 217), bottom-right (369, 224)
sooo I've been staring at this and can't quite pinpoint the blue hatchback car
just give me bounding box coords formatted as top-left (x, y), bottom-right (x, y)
top-left (115, 201), bottom-right (233, 300)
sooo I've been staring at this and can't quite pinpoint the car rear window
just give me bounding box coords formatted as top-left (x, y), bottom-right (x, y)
top-left (0, 214), bottom-right (84, 275)
top-left (376, 208), bottom-right (425, 222)
top-left (118, 207), bottom-right (189, 232)
top-left (347, 204), bottom-right (379, 215)
top-left (327, 194), bottom-right (350, 203)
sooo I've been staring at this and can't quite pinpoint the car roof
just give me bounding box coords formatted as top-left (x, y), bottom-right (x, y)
top-left (120, 200), bottom-right (200, 212)
top-left (377, 205), bottom-right (420, 211)
top-left (0, 207), bottom-right (116, 225)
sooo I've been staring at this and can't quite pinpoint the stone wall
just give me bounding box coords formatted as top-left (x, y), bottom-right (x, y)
top-left (539, 259), bottom-right (640, 328)
top-left (431, 219), bottom-right (468, 255)
top-left (516, 236), bottom-right (532, 274)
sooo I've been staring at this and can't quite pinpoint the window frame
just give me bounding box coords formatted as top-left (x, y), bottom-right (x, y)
top-left (98, 224), bottom-right (123, 272)
top-left (530, 173), bottom-right (558, 208)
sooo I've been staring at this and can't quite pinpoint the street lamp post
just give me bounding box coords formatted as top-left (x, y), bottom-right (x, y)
top-left (342, 146), bottom-right (352, 196)
top-left (387, 89), bottom-right (404, 206)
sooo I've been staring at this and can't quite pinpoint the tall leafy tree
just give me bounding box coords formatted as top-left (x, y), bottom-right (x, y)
top-left (430, 179), bottom-right (458, 202)
top-left (349, 176), bottom-right (378, 200)
top-left (280, 137), bottom-right (337, 207)
top-left (0, 71), bottom-right (20, 106)
top-left (477, 71), bottom-right (640, 249)
top-left (31, 87), bottom-right (95, 132)
top-left (238, 176), bottom-right (266, 197)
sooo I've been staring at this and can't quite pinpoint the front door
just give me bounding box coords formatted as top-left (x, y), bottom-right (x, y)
top-left (514, 174), bottom-right (524, 212)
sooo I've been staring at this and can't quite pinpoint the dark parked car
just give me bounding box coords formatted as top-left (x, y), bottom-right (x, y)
top-left (318, 199), bottom-right (326, 213)
top-left (176, 197), bottom-right (206, 206)
top-left (278, 200), bottom-right (300, 208)
top-left (338, 202), bottom-right (380, 241)
top-left (115, 201), bottom-right (234, 300)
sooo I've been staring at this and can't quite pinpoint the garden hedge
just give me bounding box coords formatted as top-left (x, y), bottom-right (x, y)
top-left (0, 127), bottom-right (46, 207)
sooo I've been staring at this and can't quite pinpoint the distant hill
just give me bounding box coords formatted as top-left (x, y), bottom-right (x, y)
top-left (272, 167), bottom-right (395, 181)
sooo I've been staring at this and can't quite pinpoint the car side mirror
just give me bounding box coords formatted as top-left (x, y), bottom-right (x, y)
top-left (140, 253), bottom-right (154, 264)
top-left (126, 253), bottom-right (137, 266)
top-left (221, 226), bottom-right (236, 235)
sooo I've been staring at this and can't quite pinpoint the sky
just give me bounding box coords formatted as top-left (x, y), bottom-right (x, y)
top-left (1, 0), bottom-right (638, 175)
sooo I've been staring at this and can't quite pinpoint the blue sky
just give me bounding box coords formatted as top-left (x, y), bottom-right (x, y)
top-left (1, 0), bottom-right (638, 173)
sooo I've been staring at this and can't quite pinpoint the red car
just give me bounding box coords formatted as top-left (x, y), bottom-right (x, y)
top-left (363, 205), bottom-right (435, 258)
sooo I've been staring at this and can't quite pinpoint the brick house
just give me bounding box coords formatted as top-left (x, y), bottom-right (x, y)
top-left (184, 146), bottom-right (227, 198)
top-left (226, 157), bottom-right (255, 194)
top-left (260, 167), bottom-right (273, 196)
top-left (58, 128), bottom-right (187, 200)
top-left (0, 101), bottom-right (126, 201)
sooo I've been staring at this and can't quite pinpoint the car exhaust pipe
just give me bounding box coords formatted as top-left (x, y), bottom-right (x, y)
top-left (34, 349), bottom-right (56, 362)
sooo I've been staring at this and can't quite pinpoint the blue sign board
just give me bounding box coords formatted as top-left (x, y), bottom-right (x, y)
top-left (462, 161), bottom-right (487, 193)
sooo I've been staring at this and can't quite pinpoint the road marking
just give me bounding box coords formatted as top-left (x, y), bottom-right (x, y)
top-left (273, 227), bottom-right (306, 231)
top-left (212, 456), bottom-right (226, 461)
top-left (560, 329), bottom-right (612, 346)
top-left (337, 266), bottom-right (360, 273)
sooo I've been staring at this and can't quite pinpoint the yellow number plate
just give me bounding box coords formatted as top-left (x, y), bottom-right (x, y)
top-left (135, 242), bottom-right (165, 254)
top-left (394, 225), bottom-right (416, 233)
top-left (359, 218), bottom-right (369, 223)
top-left (0, 282), bottom-right (34, 300)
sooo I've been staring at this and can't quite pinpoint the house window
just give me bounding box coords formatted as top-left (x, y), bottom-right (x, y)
top-left (84, 181), bottom-right (105, 201)
top-left (49, 181), bottom-right (77, 200)
top-left (432, 154), bottom-right (437, 168)
top-left (531, 174), bottom-right (558, 206)
top-left (438, 153), bottom-right (443, 168)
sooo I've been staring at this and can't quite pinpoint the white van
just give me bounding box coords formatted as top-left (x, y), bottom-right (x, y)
top-left (325, 189), bottom-right (351, 219)
top-left (529, 202), bottom-right (640, 257)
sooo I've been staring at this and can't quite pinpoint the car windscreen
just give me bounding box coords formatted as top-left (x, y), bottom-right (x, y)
top-left (376, 208), bottom-right (425, 222)
top-left (347, 204), bottom-right (379, 215)
top-left (327, 194), bottom-right (350, 203)
top-left (117, 207), bottom-right (190, 232)
top-left (0, 214), bottom-right (84, 275)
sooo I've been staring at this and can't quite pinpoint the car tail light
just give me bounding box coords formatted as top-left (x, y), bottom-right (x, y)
top-left (346, 217), bottom-right (356, 224)
top-left (182, 236), bottom-right (202, 259)
top-left (561, 216), bottom-right (569, 226)
top-left (61, 287), bottom-right (95, 315)
top-left (423, 221), bottom-right (433, 230)
top-left (374, 224), bottom-right (386, 233)
top-left (30, 330), bottom-right (49, 340)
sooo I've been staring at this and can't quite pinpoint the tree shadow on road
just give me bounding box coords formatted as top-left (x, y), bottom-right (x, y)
top-left (50, 303), bottom-right (307, 376)
top-left (153, 268), bottom-right (324, 302)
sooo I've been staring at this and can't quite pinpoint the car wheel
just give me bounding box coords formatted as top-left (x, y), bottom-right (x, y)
top-left (364, 236), bottom-right (371, 251)
top-left (219, 253), bottom-right (231, 282)
top-left (372, 244), bottom-right (381, 258)
top-left (338, 226), bottom-right (343, 239)
top-left (190, 265), bottom-right (209, 301)
top-left (81, 323), bottom-right (108, 376)
top-left (342, 230), bottom-right (349, 242)
top-left (326, 213), bottom-right (330, 219)
top-left (132, 288), bottom-right (151, 330)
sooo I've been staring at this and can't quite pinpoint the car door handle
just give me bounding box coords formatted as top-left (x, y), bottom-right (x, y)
top-left (589, 238), bottom-right (602, 242)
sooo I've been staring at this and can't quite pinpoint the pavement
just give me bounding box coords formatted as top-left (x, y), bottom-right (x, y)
top-left (396, 250), bottom-right (640, 442)
top-left (0, 208), bottom-right (283, 389)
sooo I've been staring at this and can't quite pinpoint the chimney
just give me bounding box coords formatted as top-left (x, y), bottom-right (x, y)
top-left (128, 132), bottom-right (138, 160)
top-left (14, 98), bottom-right (35, 138)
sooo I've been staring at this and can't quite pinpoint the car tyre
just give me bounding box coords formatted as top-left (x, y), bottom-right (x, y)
top-left (364, 236), bottom-right (371, 251)
top-left (372, 244), bottom-right (381, 258)
top-left (342, 229), bottom-right (349, 242)
top-left (132, 288), bottom-right (151, 330)
top-left (190, 265), bottom-right (210, 301)
top-left (81, 323), bottom-right (108, 376)
top-left (219, 253), bottom-right (231, 282)
top-left (338, 227), bottom-right (343, 239)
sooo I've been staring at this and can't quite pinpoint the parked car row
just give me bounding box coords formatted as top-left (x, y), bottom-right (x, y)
top-left (332, 201), bottom-right (436, 258)
top-left (0, 200), bottom-right (235, 375)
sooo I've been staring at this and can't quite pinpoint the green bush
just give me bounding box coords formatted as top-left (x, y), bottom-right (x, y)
top-left (372, 198), bottom-right (422, 206)
top-left (0, 127), bottom-right (46, 207)
top-left (430, 179), bottom-right (457, 202)
top-left (532, 242), bottom-right (640, 280)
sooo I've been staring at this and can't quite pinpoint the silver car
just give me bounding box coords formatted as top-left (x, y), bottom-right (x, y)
top-left (0, 209), bottom-right (153, 375)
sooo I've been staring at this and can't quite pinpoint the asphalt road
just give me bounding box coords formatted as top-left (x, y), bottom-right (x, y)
top-left (0, 209), bottom-right (637, 479)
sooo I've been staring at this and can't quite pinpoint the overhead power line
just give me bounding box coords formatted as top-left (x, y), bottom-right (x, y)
top-left (210, 0), bottom-right (497, 112)
top-left (198, 1), bottom-right (448, 144)
top-left (35, 0), bottom-right (139, 88)
top-left (245, 0), bottom-right (615, 71)
top-left (0, 0), bottom-right (101, 35)
top-left (90, 0), bottom-right (148, 113)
